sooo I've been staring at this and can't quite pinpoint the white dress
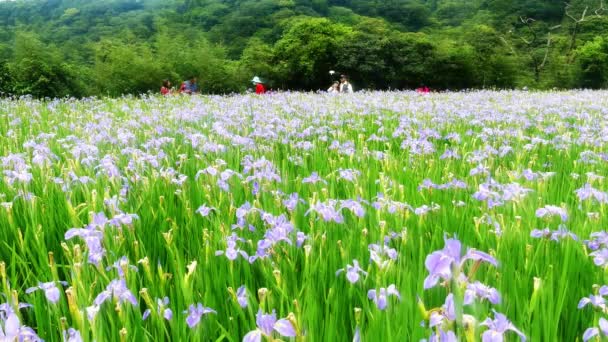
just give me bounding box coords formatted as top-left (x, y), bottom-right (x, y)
top-left (340, 82), bottom-right (354, 93)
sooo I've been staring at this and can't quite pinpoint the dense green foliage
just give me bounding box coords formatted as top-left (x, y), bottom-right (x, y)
top-left (0, 0), bottom-right (607, 96)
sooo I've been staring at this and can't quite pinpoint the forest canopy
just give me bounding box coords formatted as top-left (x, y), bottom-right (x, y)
top-left (0, 0), bottom-right (607, 97)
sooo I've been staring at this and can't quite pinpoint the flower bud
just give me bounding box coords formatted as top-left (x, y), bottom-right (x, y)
top-left (185, 260), bottom-right (197, 281)
top-left (258, 288), bottom-right (268, 303)
top-left (354, 307), bottom-right (362, 325)
top-left (119, 328), bottom-right (127, 342)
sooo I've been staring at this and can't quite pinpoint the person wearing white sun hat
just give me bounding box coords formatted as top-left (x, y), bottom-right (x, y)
top-left (252, 76), bottom-right (266, 94)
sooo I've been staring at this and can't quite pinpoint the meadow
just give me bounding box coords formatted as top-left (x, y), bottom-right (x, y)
top-left (1, 90), bottom-right (607, 341)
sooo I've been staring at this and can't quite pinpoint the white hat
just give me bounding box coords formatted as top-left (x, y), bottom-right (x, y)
top-left (251, 76), bottom-right (263, 84)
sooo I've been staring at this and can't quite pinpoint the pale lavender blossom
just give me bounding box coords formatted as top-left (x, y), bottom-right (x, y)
top-left (296, 232), bottom-right (308, 247)
top-left (94, 278), bottom-right (137, 307)
top-left (583, 318), bottom-right (608, 342)
top-left (428, 329), bottom-right (458, 342)
top-left (306, 200), bottom-right (344, 223)
top-left (424, 237), bottom-right (497, 289)
top-left (215, 233), bottom-right (249, 261)
top-left (367, 285), bottom-right (401, 310)
top-left (578, 293), bottom-right (607, 310)
top-left (283, 193), bottom-right (305, 211)
top-left (336, 260), bottom-right (368, 284)
top-left (63, 328), bottom-right (83, 342)
top-left (590, 248), bottom-right (608, 267)
top-left (585, 231), bottom-right (608, 251)
top-left (481, 311), bottom-right (526, 342)
top-left (531, 225), bottom-right (578, 242)
top-left (196, 204), bottom-right (216, 217)
top-left (105, 256), bottom-right (138, 278)
top-left (25, 281), bottom-right (68, 304)
top-left (243, 309), bottom-right (296, 342)
top-left (575, 184), bottom-right (608, 204)
top-left (369, 242), bottom-right (398, 269)
top-left (0, 312), bottom-right (42, 341)
top-left (338, 169), bottom-right (360, 182)
top-left (64, 227), bottom-right (105, 265)
top-left (341, 199), bottom-right (366, 218)
top-left (184, 303), bottom-right (216, 328)
top-left (236, 286), bottom-right (248, 308)
top-left (535, 205), bottom-right (568, 222)
top-left (464, 281), bottom-right (501, 305)
top-left (302, 172), bottom-right (327, 185)
top-left (143, 297), bottom-right (172, 321)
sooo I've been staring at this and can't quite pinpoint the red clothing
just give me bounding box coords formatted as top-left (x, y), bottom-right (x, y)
top-left (416, 87), bottom-right (430, 94)
top-left (161, 86), bottom-right (170, 95)
top-left (255, 83), bottom-right (266, 94)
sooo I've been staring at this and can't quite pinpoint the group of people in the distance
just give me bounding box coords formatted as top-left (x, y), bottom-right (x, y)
top-left (327, 74), bottom-right (354, 94)
top-left (160, 74), bottom-right (430, 95)
top-left (160, 76), bottom-right (199, 95)
top-left (160, 76), bottom-right (266, 96)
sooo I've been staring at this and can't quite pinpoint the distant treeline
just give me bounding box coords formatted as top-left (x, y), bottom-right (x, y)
top-left (0, 0), bottom-right (607, 97)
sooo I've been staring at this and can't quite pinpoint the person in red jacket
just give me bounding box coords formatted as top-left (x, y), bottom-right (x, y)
top-left (416, 84), bottom-right (430, 94)
top-left (252, 76), bottom-right (266, 94)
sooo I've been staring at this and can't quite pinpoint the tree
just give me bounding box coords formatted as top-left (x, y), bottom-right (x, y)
top-left (576, 36), bottom-right (608, 88)
top-left (273, 18), bottom-right (352, 89)
top-left (8, 31), bottom-right (79, 98)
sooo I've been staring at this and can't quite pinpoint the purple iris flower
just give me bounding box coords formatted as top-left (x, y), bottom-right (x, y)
top-left (215, 233), bottom-right (249, 261)
top-left (585, 231), bottom-right (608, 251)
top-left (590, 248), bottom-right (608, 267)
top-left (575, 184), bottom-right (608, 204)
top-left (530, 228), bottom-right (551, 239)
top-left (369, 243), bottom-right (398, 269)
top-left (578, 294), bottom-right (606, 310)
top-left (427, 293), bottom-right (475, 333)
top-left (464, 281), bottom-right (501, 305)
top-left (338, 169), bottom-right (360, 182)
top-left (63, 328), bottom-right (83, 342)
top-left (428, 329), bottom-right (457, 342)
top-left (94, 278), bottom-right (138, 307)
top-left (583, 318), bottom-right (608, 342)
top-left (296, 232), bottom-right (308, 247)
top-left (481, 311), bottom-right (526, 342)
top-left (341, 200), bottom-right (365, 218)
top-left (535, 205), bottom-right (568, 222)
top-left (236, 286), bottom-right (248, 308)
top-left (196, 204), bottom-right (216, 217)
top-left (109, 213), bottom-right (139, 228)
top-left (243, 309), bottom-right (296, 342)
top-left (143, 297), bottom-right (172, 321)
top-left (531, 225), bottom-right (578, 242)
top-left (367, 285), bottom-right (401, 310)
top-left (25, 281), bottom-right (68, 304)
top-left (302, 172), bottom-right (327, 185)
top-left (283, 193), bottom-right (304, 211)
top-left (65, 225), bottom-right (106, 265)
top-left (105, 256), bottom-right (138, 278)
top-left (424, 237), bottom-right (497, 289)
top-left (0, 312), bottom-right (42, 341)
top-left (306, 201), bottom-right (344, 223)
top-left (336, 260), bottom-right (368, 284)
top-left (184, 303), bottom-right (216, 328)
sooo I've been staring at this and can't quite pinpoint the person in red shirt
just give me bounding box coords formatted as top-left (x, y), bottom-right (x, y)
top-left (160, 79), bottom-right (172, 95)
top-left (252, 76), bottom-right (266, 94)
top-left (416, 84), bottom-right (430, 94)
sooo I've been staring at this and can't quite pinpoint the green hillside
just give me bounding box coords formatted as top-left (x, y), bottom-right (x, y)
top-left (0, 0), bottom-right (607, 96)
